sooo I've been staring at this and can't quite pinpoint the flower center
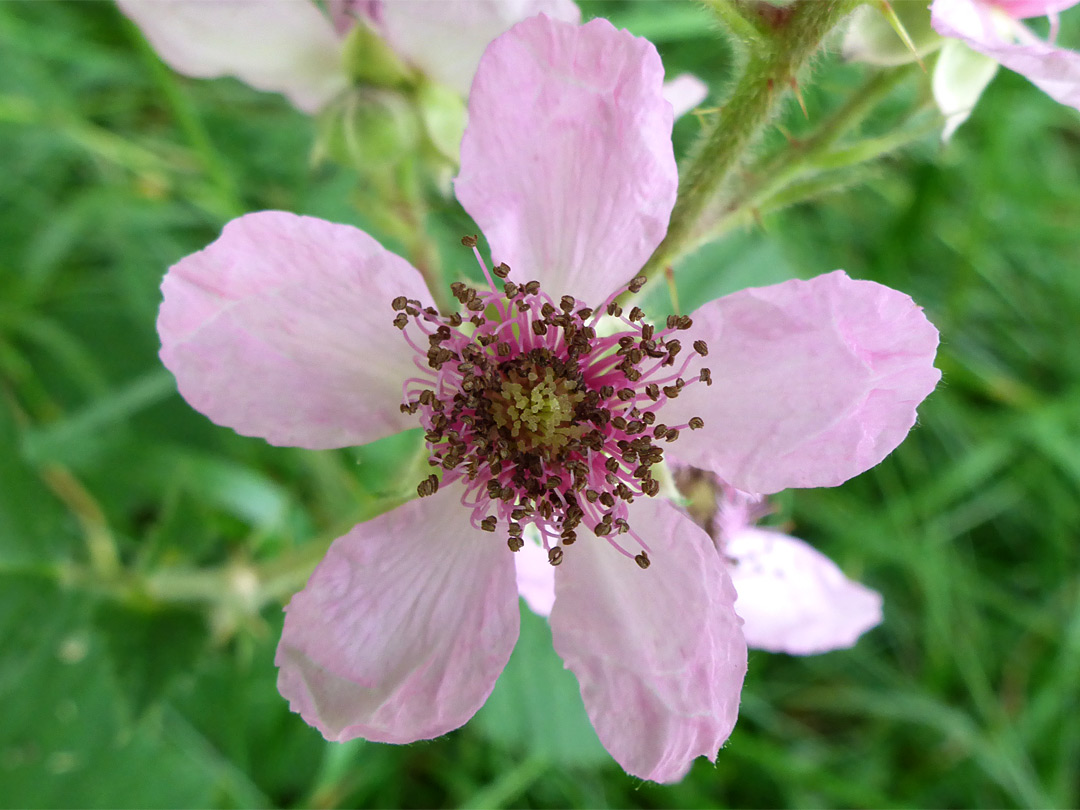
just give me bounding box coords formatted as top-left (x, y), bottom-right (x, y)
top-left (393, 238), bottom-right (711, 568)
top-left (486, 357), bottom-right (585, 456)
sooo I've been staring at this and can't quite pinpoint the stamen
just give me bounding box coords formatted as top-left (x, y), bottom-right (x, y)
top-left (393, 258), bottom-right (711, 571)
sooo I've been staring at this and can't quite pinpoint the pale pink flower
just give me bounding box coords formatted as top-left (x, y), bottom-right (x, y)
top-left (117, 0), bottom-right (580, 112)
top-left (157, 15), bottom-right (940, 782)
top-left (931, 0), bottom-right (1080, 137)
top-left (518, 479), bottom-right (884, 657)
top-left (714, 486), bottom-right (883, 655)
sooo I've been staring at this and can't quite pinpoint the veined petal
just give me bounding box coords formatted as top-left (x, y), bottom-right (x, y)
top-left (727, 528), bottom-right (883, 655)
top-left (379, 0), bottom-right (581, 97)
top-left (158, 211), bottom-right (431, 449)
top-left (665, 271), bottom-right (941, 495)
top-left (276, 488), bottom-right (520, 743)
top-left (455, 15), bottom-right (678, 304)
top-left (932, 0), bottom-right (1080, 110)
top-left (550, 498), bottom-right (747, 783)
top-left (514, 531), bottom-right (556, 617)
top-left (117, 0), bottom-right (346, 113)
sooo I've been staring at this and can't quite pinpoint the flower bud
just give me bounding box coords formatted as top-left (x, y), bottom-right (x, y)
top-left (341, 19), bottom-right (414, 89)
top-left (415, 79), bottom-right (467, 164)
top-left (315, 87), bottom-right (420, 169)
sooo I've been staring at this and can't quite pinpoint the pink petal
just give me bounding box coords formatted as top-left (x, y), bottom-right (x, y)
top-left (276, 487), bottom-right (520, 743)
top-left (549, 498), bottom-right (747, 783)
top-left (993, 0), bottom-right (1079, 19)
top-left (514, 533), bottom-right (556, 617)
top-left (663, 73), bottom-right (709, 118)
top-left (117, 0), bottom-right (346, 113)
top-left (726, 528), bottom-right (883, 655)
top-left (379, 0), bottom-right (581, 97)
top-left (932, 0), bottom-right (1080, 110)
top-left (664, 271), bottom-right (941, 494)
top-left (455, 15), bottom-right (678, 304)
top-left (158, 211), bottom-right (431, 449)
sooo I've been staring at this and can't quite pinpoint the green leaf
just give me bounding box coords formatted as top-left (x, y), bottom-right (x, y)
top-left (0, 574), bottom-right (234, 807)
top-left (474, 605), bottom-right (609, 768)
top-left (93, 601), bottom-right (208, 719)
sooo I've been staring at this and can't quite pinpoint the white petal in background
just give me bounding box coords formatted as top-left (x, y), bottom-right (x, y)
top-left (118, 0), bottom-right (347, 112)
top-left (726, 527), bottom-right (883, 656)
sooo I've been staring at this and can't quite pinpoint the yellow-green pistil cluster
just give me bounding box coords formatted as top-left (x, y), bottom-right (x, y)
top-left (487, 365), bottom-right (586, 455)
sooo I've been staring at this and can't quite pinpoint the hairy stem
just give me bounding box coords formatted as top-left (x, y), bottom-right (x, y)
top-left (639, 0), bottom-right (861, 284)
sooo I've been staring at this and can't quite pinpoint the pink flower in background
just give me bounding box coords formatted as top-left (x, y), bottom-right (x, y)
top-left (714, 486), bottom-right (883, 655)
top-left (931, 0), bottom-right (1080, 137)
top-left (518, 478), bottom-right (884, 657)
top-left (157, 15), bottom-right (940, 782)
top-left (117, 0), bottom-right (580, 112)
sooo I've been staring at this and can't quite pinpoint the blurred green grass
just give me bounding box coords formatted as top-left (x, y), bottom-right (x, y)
top-left (2, 1), bottom-right (1079, 808)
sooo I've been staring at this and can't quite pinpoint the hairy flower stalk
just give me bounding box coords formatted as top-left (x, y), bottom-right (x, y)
top-left (397, 247), bottom-right (707, 567)
top-left (641, 0), bottom-right (860, 283)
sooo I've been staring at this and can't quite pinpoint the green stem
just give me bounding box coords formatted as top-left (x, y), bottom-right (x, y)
top-left (639, 0), bottom-right (860, 284)
top-left (697, 65), bottom-right (923, 244)
top-left (703, 0), bottom-right (768, 46)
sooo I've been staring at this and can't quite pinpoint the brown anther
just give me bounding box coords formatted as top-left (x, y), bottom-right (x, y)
top-left (700, 368), bottom-right (713, 386)
top-left (662, 385), bottom-right (680, 399)
top-left (449, 312), bottom-right (463, 326)
top-left (560, 295), bottom-right (576, 312)
top-left (642, 478), bottom-right (660, 496)
top-left (508, 536), bottom-right (524, 552)
top-left (634, 551), bottom-right (651, 569)
top-left (548, 547), bottom-right (564, 566)
top-left (676, 315), bottom-right (693, 330)
top-left (585, 490), bottom-right (600, 503)
top-left (645, 384), bottom-right (660, 401)
top-left (641, 323), bottom-right (654, 341)
top-left (524, 280), bottom-right (541, 295)
top-left (607, 302), bottom-right (623, 317)
top-left (462, 234), bottom-right (478, 247)
top-left (391, 296), bottom-right (408, 311)
top-left (561, 530), bottom-right (577, 545)
top-left (531, 320), bottom-right (547, 336)
top-left (605, 457), bottom-right (621, 473)
top-left (617, 388), bottom-right (635, 402)
top-left (641, 411), bottom-right (656, 425)
top-left (393, 313), bottom-right (408, 330)
top-left (629, 306), bottom-right (644, 322)
top-left (688, 417), bottom-right (704, 430)
top-left (504, 281), bottom-right (519, 298)
top-left (480, 516), bottom-right (497, 532)
top-left (628, 275), bottom-right (647, 293)
top-left (493, 262), bottom-right (511, 278)
top-left (577, 307), bottom-right (594, 320)
top-left (693, 340), bottom-right (708, 356)
top-left (665, 428), bottom-right (680, 442)
top-left (666, 314), bottom-right (678, 330)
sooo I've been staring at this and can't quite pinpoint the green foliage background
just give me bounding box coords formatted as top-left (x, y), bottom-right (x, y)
top-left (2, 2), bottom-right (1079, 807)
